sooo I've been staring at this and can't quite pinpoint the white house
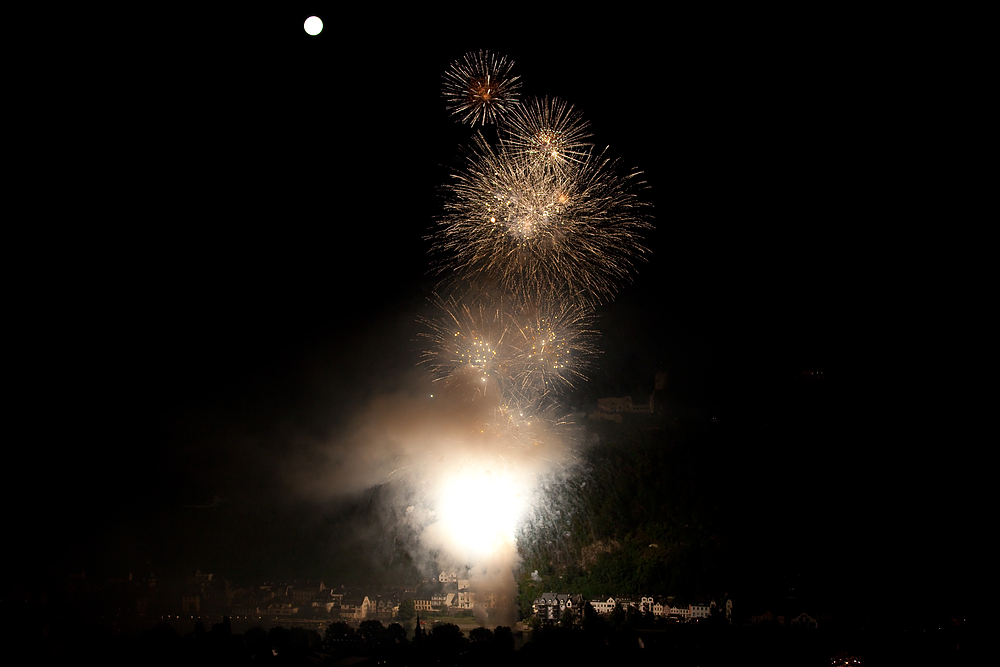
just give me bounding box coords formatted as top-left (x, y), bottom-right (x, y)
top-left (340, 595), bottom-right (374, 620)
top-left (668, 604), bottom-right (691, 620)
top-left (590, 597), bottom-right (617, 615)
top-left (533, 592), bottom-right (582, 620)
top-left (431, 592), bottom-right (455, 608)
top-left (790, 612), bottom-right (817, 628)
top-left (690, 601), bottom-right (712, 620)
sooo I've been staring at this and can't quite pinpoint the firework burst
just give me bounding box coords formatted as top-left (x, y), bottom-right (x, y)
top-left (500, 96), bottom-right (593, 173)
top-left (442, 50), bottom-right (522, 127)
top-left (419, 293), bottom-right (511, 406)
top-left (431, 136), bottom-right (653, 307)
top-left (419, 290), bottom-right (596, 409)
top-left (508, 300), bottom-right (598, 401)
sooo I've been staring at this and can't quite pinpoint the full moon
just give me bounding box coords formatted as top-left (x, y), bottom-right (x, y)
top-left (303, 16), bottom-right (323, 36)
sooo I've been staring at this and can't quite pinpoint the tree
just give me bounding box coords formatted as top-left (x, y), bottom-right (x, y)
top-left (625, 603), bottom-right (642, 628)
top-left (493, 626), bottom-right (515, 653)
top-left (469, 626), bottom-right (493, 643)
top-left (582, 608), bottom-right (610, 638)
top-left (323, 621), bottom-right (356, 652)
top-left (609, 604), bottom-right (626, 630)
top-left (268, 626), bottom-right (291, 657)
top-left (244, 626), bottom-right (269, 660)
top-left (358, 619), bottom-right (386, 651)
top-left (289, 627), bottom-right (321, 659)
top-left (397, 598), bottom-right (415, 622)
top-left (386, 622), bottom-right (408, 644)
top-left (429, 622), bottom-right (465, 653)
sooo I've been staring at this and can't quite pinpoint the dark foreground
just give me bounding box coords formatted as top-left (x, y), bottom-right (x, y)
top-left (10, 616), bottom-right (981, 666)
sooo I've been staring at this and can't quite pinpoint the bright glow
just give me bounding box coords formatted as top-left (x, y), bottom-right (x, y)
top-left (436, 468), bottom-right (527, 558)
top-left (303, 16), bottom-right (323, 36)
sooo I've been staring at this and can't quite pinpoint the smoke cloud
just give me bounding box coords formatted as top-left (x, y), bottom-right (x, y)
top-left (288, 383), bottom-right (579, 602)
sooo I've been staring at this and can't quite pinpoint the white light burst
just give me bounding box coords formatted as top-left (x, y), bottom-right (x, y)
top-left (436, 468), bottom-right (527, 558)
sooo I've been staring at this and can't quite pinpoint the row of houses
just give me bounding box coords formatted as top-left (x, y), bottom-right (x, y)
top-left (532, 593), bottom-right (732, 624)
top-left (73, 570), bottom-right (503, 623)
top-left (226, 577), bottom-right (503, 621)
top-left (533, 593), bottom-right (824, 629)
top-left (229, 582), bottom-right (404, 620)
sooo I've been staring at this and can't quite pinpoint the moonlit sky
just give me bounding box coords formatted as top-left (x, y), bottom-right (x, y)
top-left (12, 7), bottom-right (981, 616)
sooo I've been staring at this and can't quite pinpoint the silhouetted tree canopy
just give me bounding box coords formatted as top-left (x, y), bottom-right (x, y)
top-left (428, 622), bottom-right (465, 653)
top-left (397, 597), bottom-right (416, 621)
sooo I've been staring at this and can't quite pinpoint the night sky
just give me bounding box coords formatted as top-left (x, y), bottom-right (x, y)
top-left (14, 7), bottom-right (981, 620)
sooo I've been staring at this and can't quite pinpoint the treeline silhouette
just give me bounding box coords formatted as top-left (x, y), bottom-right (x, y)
top-left (25, 616), bottom-right (520, 666)
top-left (13, 606), bottom-right (976, 666)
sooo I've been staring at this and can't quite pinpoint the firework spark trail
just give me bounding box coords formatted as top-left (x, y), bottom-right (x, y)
top-left (430, 135), bottom-right (653, 308)
top-left (442, 50), bottom-right (522, 127)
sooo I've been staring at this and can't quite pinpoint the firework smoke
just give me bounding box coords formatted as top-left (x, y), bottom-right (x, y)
top-left (294, 383), bottom-right (575, 625)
